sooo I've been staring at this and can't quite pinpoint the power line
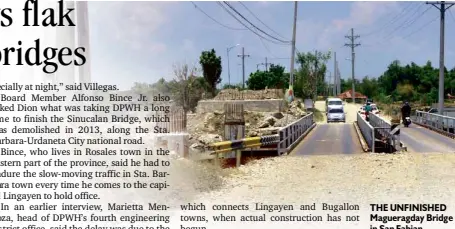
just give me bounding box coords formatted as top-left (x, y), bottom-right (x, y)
top-left (216, 2), bottom-right (288, 45)
top-left (363, 14), bottom-right (437, 48)
top-left (237, 1), bottom-right (289, 40)
top-left (190, 2), bottom-right (246, 31)
top-left (383, 5), bottom-right (431, 40)
top-left (361, 2), bottom-right (419, 37)
top-left (382, 3), bottom-right (429, 40)
top-left (258, 36), bottom-right (280, 58)
top-left (450, 9), bottom-right (455, 22)
top-left (367, 4), bottom-right (430, 46)
top-left (402, 15), bottom-right (439, 39)
top-left (222, 1), bottom-right (291, 44)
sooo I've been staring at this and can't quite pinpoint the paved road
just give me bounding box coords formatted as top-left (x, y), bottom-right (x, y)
top-left (400, 124), bottom-right (455, 153)
top-left (292, 123), bottom-right (363, 155)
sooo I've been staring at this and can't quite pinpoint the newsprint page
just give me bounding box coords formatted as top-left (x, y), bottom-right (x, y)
top-left (2, 1), bottom-right (455, 229)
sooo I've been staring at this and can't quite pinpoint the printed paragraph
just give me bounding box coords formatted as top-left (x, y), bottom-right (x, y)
top-left (0, 82), bottom-right (176, 229)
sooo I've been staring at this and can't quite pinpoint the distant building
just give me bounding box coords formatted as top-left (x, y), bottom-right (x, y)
top-left (337, 89), bottom-right (367, 103)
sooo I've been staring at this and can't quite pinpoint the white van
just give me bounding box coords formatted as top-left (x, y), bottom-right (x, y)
top-left (326, 98), bottom-right (343, 112)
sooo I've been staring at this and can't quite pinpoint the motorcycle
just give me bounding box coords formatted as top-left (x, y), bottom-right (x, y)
top-left (403, 116), bottom-right (411, 127)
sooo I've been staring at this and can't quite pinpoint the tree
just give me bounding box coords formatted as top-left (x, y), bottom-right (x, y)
top-left (199, 49), bottom-right (222, 97)
top-left (246, 70), bottom-right (270, 90)
top-left (295, 50), bottom-right (331, 99)
top-left (170, 63), bottom-right (206, 113)
top-left (373, 59), bottom-right (455, 105)
top-left (131, 78), bottom-right (172, 96)
top-left (246, 64), bottom-right (289, 90)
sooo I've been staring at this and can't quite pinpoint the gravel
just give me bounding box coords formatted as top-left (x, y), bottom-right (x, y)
top-left (163, 151), bottom-right (455, 205)
top-left (164, 102), bottom-right (455, 228)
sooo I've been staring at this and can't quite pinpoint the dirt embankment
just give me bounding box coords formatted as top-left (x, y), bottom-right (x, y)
top-left (187, 100), bottom-right (308, 151)
top-left (189, 152), bottom-right (455, 204)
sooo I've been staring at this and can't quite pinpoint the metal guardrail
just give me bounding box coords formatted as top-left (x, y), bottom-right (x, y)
top-left (278, 113), bottom-right (315, 155)
top-left (208, 113), bottom-right (316, 166)
top-left (414, 110), bottom-right (455, 137)
top-left (368, 113), bottom-right (400, 151)
top-left (369, 113), bottom-right (391, 139)
top-left (356, 112), bottom-right (374, 150)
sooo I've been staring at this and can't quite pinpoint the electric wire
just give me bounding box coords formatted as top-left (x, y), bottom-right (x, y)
top-left (222, 1), bottom-right (291, 44)
top-left (216, 2), bottom-right (288, 45)
top-left (235, 2), bottom-right (294, 60)
top-left (361, 2), bottom-right (419, 37)
top-left (237, 1), bottom-right (290, 40)
top-left (190, 2), bottom-right (246, 31)
top-left (258, 37), bottom-right (281, 58)
top-left (381, 3), bottom-right (425, 38)
top-left (402, 15), bottom-right (438, 39)
top-left (450, 10), bottom-right (455, 23)
top-left (383, 4), bottom-right (431, 40)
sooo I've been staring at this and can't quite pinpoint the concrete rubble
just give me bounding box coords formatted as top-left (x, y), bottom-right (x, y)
top-left (187, 96), bottom-right (308, 151)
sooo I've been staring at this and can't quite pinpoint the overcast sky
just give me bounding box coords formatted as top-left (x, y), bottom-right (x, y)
top-left (87, 1), bottom-right (455, 90)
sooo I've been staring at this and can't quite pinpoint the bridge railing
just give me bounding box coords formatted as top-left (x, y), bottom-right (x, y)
top-left (369, 113), bottom-right (401, 151)
top-left (356, 112), bottom-right (374, 150)
top-left (208, 135), bottom-right (280, 167)
top-left (278, 113), bottom-right (315, 155)
top-left (414, 110), bottom-right (455, 137)
top-left (207, 113), bottom-right (316, 166)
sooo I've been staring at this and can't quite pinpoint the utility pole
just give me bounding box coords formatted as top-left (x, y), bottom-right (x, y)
top-left (238, 47), bottom-right (250, 89)
top-left (289, 1), bottom-right (298, 87)
top-left (333, 52), bottom-right (337, 96)
top-left (257, 58), bottom-right (271, 71)
top-left (344, 28), bottom-right (360, 104)
top-left (327, 71), bottom-right (332, 96)
top-left (336, 61), bottom-right (341, 95)
top-left (227, 44), bottom-right (239, 86)
top-left (427, 1), bottom-right (454, 115)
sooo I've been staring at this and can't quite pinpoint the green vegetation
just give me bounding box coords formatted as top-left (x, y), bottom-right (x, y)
top-left (131, 47), bottom-right (455, 113)
top-left (199, 49), bottom-right (222, 97)
top-left (246, 64), bottom-right (289, 90)
top-left (312, 108), bottom-right (324, 122)
top-left (294, 50), bottom-right (331, 99)
top-left (340, 60), bottom-right (455, 108)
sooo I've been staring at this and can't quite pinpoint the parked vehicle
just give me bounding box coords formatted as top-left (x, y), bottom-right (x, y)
top-left (326, 98), bottom-right (344, 113)
top-left (327, 107), bottom-right (346, 123)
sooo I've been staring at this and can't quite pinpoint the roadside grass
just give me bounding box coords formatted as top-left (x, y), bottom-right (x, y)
top-left (312, 107), bottom-right (324, 122)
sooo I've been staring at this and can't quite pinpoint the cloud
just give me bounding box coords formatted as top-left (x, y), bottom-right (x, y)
top-left (333, 2), bottom-right (399, 30)
top-left (296, 2), bottom-right (406, 52)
